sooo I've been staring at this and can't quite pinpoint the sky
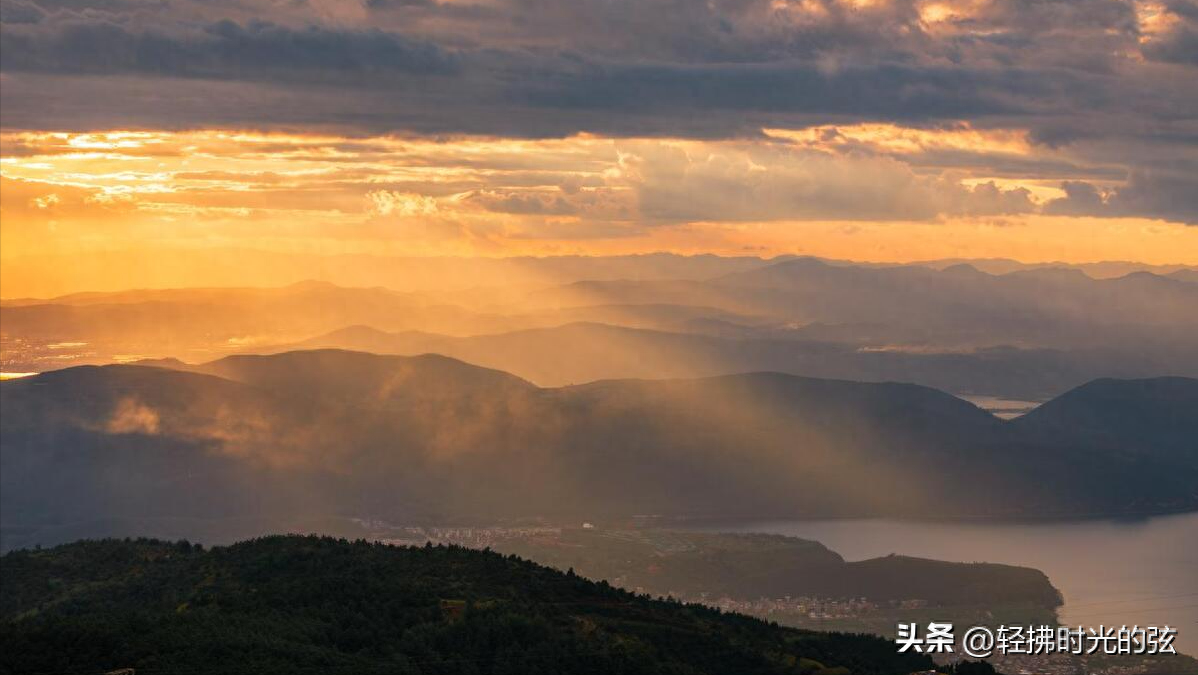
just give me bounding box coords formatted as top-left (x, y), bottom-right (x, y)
top-left (1, 0), bottom-right (1197, 269)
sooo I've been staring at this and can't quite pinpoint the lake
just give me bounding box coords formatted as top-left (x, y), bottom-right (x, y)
top-left (700, 511), bottom-right (1198, 655)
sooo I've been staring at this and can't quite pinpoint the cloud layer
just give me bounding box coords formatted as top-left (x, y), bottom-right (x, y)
top-left (0, 0), bottom-right (1196, 225)
top-left (4, 129), bottom-right (1197, 268)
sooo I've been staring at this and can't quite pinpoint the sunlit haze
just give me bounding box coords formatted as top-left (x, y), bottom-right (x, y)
top-left (3, 126), bottom-right (1196, 297)
top-left (2, 0), bottom-right (1197, 670)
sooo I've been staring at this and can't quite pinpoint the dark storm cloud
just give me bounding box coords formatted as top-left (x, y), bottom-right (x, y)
top-left (1110, 172), bottom-right (1198, 223)
top-left (1, 0), bottom-right (1196, 222)
top-left (1138, 1), bottom-right (1198, 65)
top-left (0, 11), bottom-right (456, 81)
top-left (0, 0), bottom-right (1184, 127)
top-left (513, 62), bottom-right (1026, 119)
top-left (1045, 181), bottom-right (1109, 216)
top-left (1046, 172), bottom-right (1198, 224)
top-left (1144, 24), bottom-right (1198, 65)
top-left (0, 0), bottom-right (45, 22)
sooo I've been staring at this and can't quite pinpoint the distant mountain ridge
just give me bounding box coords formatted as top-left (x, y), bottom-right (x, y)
top-left (286, 321), bottom-right (1185, 398)
top-left (3, 350), bottom-right (1195, 551)
top-left (4, 248), bottom-right (1194, 299)
top-left (5, 258), bottom-right (1196, 401)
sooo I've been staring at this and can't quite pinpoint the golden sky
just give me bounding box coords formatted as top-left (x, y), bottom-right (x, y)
top-left (2, 0), bottom-right (1197, 287)
top-left (2, 128), bottom-right (1195, 273)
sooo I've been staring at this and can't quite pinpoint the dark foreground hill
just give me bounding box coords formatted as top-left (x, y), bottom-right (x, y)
top-left (0, 536), bottom-right (934, 675)
top-left (2, 352), bottom-right (1196, 550)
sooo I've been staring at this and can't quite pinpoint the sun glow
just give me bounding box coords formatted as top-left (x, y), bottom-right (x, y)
top-left (765, 123), bottom-right (1034, 156)
top-left (2, 127), bottom-right (1195, 297)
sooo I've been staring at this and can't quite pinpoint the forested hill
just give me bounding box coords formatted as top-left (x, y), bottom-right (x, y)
top-left (0, 536), bottom-right (934, 675)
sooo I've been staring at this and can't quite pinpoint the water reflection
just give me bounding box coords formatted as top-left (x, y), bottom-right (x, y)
top-left (702, 511), bottom-right (1198, 654)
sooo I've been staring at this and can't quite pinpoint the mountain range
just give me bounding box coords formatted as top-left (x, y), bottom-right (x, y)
top-left (4, 257), bottom-right (1197, 401)
top-left (3, 248), bottom-right (1194, 298)
top-left (283, 322), bottom-right (1174, 399)
top-left (3, 350), bottom-right (1195, 551)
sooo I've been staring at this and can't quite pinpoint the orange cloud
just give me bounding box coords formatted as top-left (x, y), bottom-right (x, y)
top-left (2, 128), bottom-right (1195, 283)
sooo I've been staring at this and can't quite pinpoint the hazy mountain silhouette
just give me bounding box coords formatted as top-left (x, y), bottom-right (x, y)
top-left (5, 248), bottom-right (1192, 298)
top-left (4, 351), bottom-right (1195, 551)
top-left (1168, 269), bottom-right (1198, 283)
top-left (527, 259), bottom-right (1198, 350)
top-left (0, 281), bottom-right (518, 351)
top-left (0, 250), bottom-right (782, 298)
top-left (5, 259), bottom-right (1196, 399)
top-left (289, 321), bottom-right (1182, 399)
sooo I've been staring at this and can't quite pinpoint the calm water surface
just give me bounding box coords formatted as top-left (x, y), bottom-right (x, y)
top-left (702, 511), bottom-right (1198, 654)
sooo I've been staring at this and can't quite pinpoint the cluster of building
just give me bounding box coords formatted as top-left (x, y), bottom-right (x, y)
top-left (0, 335), bottom-right (93, 375)
top-left (700, 595), bottom-right (882, 620)
top-left (362, 522), bottom-right (563, 549)
top-left (660, 594), bottom-right (927, 621)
